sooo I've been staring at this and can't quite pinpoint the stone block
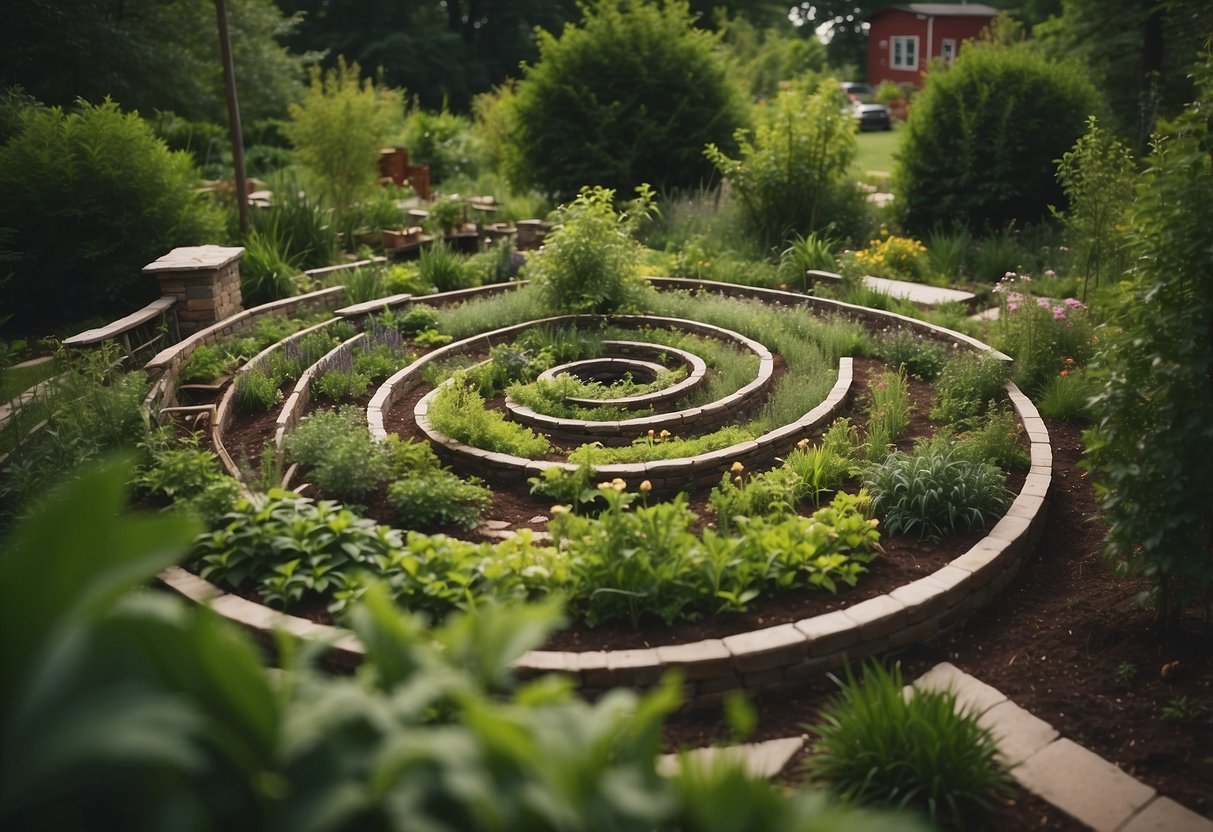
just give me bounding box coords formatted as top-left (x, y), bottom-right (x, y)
top-left (841, 594), bottom-right (906, 641)
top-left (1119, 797), bottom-right (1213, 832)
top-left (913, 662), bottom-right (1007, 717)
top-left (723, 623), bottom-right (807, 673)
top-left (795, 610), bottom-right (860, 656)
top-left (655, 640), bottom-right (733, 680)
top-left (1014, 739), bottom-right (1155, 832)
top-left (977, 700), bottom-right (1058, 767)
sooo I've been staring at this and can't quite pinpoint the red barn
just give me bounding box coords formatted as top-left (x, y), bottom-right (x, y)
top-left (865, 3), bottom-right (999, 88)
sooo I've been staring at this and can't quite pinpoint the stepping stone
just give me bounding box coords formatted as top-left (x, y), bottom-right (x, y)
top-left (656, 736), bottom-right (805, 779)
top-left (1014, 738), bottom-right (1155, 832)
top-left (976, 699), bottom-right (1059, 767)
top-left (481, 519), bottom-right (511, 531)
top-left (912, 661), bottom-right (1008, 716)
top-left (860, 275), bottom-right (976, 308)
top-left (1119, 796), bottom-right (1213, 832)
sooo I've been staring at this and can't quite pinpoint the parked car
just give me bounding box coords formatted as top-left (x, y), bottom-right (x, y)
top-left (840, 81), bottom-right (893, 132)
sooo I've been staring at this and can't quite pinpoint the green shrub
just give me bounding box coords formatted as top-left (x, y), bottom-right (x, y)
top-left (707, 79), bottom-right (860, 247)
top-left (501, 0), bottom-right (748, 199)
top-left (1084, 62), bottom-right (1213, 629)
top-left (954, 407), bottom-right (1030, 471)
top-left (387, 469), bottom-right (491, 530)
top-left (282, 406), bottom-right (389, 501)
top-left (1036, 370), bottom-right (1095, 423)
top-left (428, 375), bottom-right (551, 457)
top-left (403, 106), bottom-right (484, 184)
top-left (894, 34), bottom-right (1100, 233)
top-left (528, 464), bottom-right (601, 512)
top-left (196, 491), bottom-right (401, 609)
top-left (870, 330), bottom-right (950, 381)
top-left (0, 99), bottom-right (223, 325)
top-left (0, 346), bottom-right (150, 525)
top-left (136, 430), bottom-right (242, 526)
top-left (804, 661), bottom-right (1015, 825)
top-left (283, 58), bottom-right (405, 214)
top-left (931, 352), bottom-right (1012, 428)
top-left (864, 444), bottom-right (1009, 540)
top-left (710, 463), bottom-right (807, 533)
top-left (240, 223), bottom-right (306, 305)
top-left (990, 273), bottom-right (1095, 393)
top-left (250, 179), bottom-right (337, 270)
top-left (179, 344), bottom-right (238, 383)
top-left (528, 186), bottom-right (652, 314)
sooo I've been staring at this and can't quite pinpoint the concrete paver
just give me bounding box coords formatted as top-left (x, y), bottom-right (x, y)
top-left (1015, 738), bottom-right (1156, 832)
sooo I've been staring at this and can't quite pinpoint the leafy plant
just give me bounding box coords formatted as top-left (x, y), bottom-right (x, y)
top-left (804, 661), bottom-right (1015, 826)
top-left (428, 373), bottom-right (551, 457)
top-left (240, 222), bottom-right (306, 305)
top-left (990, 272), bottom-right (1095, 394)
top-left (567, 425), bottom-right (756, 466)
top-left (1, 458), bottom-right (923, 832)
top-left (855, 234), bottom-right (928, 282)
top-left (282, 406), bottom-right (389, 501)
top-left (1036, 369), bottom-right (1095, 423)
top-left (931, 352), bottom-right (1012, 429)
top-left (283, 58), bottom-right (405, 214)
top-left (528, 185), bottom-right (653, 314)
top-left (778, 232), bottom-right (838, 288)
top-left (864, 444), bottom-right (1009, 541)
top-left (1161, 696), bottom-right (1209, 726)
top-left (953, 407), bottom-right (1030, 471)
top-left (871, 330), bottom-right (950, 381)
top-left (179, 343), bottom-right (238, 383)
top-left (1083, 61), bottom-right (1213, 629)
top-left (528, 463), bottom-right (601, 513)
top-left (706, 78), bottom-right (862, 247)
top-left (135, 429), bottom-right (243, 525)
top-left (418, 237), bottom-right (472, 292)
top-left (0, 99), bottom-right (224, 325)
top-left (1053, 116), bottom-right (1135, 299)
top-left (387, 468), bottom-right (491, 530)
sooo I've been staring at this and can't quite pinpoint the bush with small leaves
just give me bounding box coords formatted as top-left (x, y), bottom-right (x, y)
top-left (282, 407), bottom-right (389, 501)
top-left (387, 469), bottom-right (491, 531)
top-left (930, 352), bottom-right (1011, 429)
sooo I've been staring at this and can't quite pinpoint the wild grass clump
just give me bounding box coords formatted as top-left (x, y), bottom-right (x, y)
top-left (864, 443), bottom-right (1009, 541)
top-left (428, 373), bottom-right (551, 457)
top-left (804, 661), bottom-right (1015, 827)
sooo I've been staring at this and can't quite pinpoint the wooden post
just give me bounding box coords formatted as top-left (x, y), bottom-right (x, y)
top-left (214, 0), bottom-right (250, 236)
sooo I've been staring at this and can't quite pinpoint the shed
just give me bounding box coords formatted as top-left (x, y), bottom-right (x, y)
top-left (866, 3), bottom-right (998, 88)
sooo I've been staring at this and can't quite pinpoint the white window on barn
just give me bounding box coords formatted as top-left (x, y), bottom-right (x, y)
top-left (891, 35), bottom-right (919, 71)
top-left (941, 38), bottom-right (957, 65)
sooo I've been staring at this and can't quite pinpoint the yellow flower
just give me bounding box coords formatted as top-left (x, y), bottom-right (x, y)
top-left (730, 461), bottom-right (745, 474)
top-left (551, 504), bottom-right (570, 515)
top-left (639, 480), bottom-right (652, 493)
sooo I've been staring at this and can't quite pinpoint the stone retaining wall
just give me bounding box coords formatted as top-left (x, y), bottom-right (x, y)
top-left (162, 279), bottom-right (1050, 703)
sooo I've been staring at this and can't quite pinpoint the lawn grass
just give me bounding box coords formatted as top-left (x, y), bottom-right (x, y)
top-left (852, 122), bottom-right (904, 179)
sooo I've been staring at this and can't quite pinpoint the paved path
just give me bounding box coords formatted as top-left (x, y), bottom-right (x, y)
top-left (663, 663), bottom-right (1213, 831)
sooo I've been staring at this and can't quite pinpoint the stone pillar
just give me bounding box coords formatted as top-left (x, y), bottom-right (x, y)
top-left (144, 245), bottom-right (244, 336)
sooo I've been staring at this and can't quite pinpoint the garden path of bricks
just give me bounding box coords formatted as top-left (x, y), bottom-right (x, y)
top-left (661, 662), bottom-right (1213, 832)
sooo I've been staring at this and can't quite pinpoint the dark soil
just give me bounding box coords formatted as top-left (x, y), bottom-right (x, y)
top-left (223, 352), bottom-right (1213, 830)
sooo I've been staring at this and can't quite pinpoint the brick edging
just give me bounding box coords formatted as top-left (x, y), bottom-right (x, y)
top-left (165, 282), bottom-right (1051, 703)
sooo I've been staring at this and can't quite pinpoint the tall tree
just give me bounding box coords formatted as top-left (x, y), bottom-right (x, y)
top-left (1034, 0), bottom-right (1213, 148)
top-left (0, 0), bottom-right (306, 122)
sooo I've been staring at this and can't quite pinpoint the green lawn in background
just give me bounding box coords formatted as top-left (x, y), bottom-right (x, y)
top-left (852, 122), bottom-right (904, 180)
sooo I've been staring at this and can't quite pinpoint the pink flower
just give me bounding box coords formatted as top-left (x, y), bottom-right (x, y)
top-left (1045, 269), bottom-right (1056, 278)
top-left (1052, 306), bottom-right (1067, 320)
top-left (1064, 297), bottom-right (1085, 310)
top-left (1037, 297), bottom-right (1051, 309)
top-left (1004, 271), bottom-right (1017, 279)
